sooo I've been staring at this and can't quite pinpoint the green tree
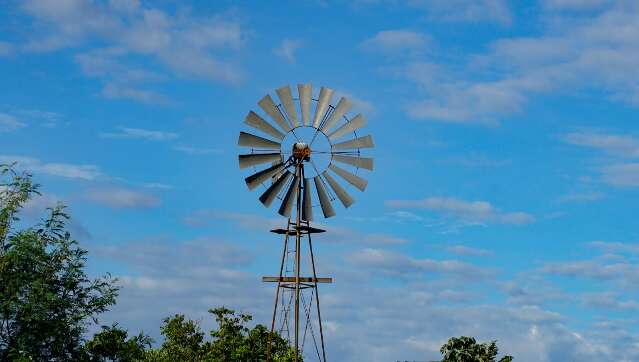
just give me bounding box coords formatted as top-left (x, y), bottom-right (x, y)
top-left (83, 324), bottom-right (153, 361)
top-left (440, 336), bottom-right (513, 362)
top-left (147, 307), bottom-right (300, 361)
top-left (0, 164), bottom-right (119, 361)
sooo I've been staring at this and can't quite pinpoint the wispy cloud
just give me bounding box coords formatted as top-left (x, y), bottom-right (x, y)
top-left (0, 112), bottom-right (27, 132)
top-left (100, 127), bottom-right (179, 141)
top-left (84, 187), bottom-right (160, 208)
top-left (0, 155), bottom-right (102, 180)
top-left (563, 131), bottom-right (639, 188)
top-left (17, 0), bottom-right (245, 104)
top-left (558, 191), bottom-right (604, 203)
top-left (350, 247), bottom-right (492, 279)
top-left (173, 145), bottom-right (222, 155)
top-left (582, 292), bottom-right (639, 311)
top-left (447, 245), bottom-right (493, 257)
top-left (361, 30), bottom-right (429, 56)
top-left (273, 39), bottom-right (303, 64)
top-left (563, 132), bottom-right (639, 158)
top-left (386, 197), bottom-right (535, 225)
top-left (392, 3), bottom-right (639, 124)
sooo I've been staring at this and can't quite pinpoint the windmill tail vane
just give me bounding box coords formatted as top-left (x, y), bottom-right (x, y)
top-left (237, 83), bottom-right (375, 361)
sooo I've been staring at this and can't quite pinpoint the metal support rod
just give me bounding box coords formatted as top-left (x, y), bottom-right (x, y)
top-left (266, 217), bottom-right (291, 361)
top-left (294, 163), bottom-right (303, 362)
top-left (307, 220), bottom-right (327, 362)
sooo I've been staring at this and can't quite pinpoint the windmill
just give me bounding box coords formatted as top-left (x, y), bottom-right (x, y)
top-left (237, 83), bottom-right (374, 361)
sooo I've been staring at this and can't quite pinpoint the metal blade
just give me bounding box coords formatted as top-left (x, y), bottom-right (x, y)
top-left (238, 153), bottom-right (282, 169)
top-left (302, 178), bottom-right (313, 221)
top-left (278, 175), bottom-right (300, 217)
top-left (328, 114), bottom-right (366, 142)
top-left (244, 111), bottom-right (285, 141)
top-left (323, 171), bottom-right (354, 208)
top-left (298, 83), bottom-right (312, 126)
top-left (332, 135), bottom-right (374, 150)
top-left (332, 154), bottom-right (374, 171)
top-left (312, 86), bottom-right (334, 128)
top-left (245, 162), bottom-right (284, 190)
top-left (258, 94), bottom-right (291, 133)
top-left (320, 97), bottom-right (351, 133)
top-left (276, 85), bottom-right (298, 128)
top-left (329, 163), bottom-right (368, 191)
top-left (313, 176), bottom-right (335, 218)
top-left (259, 171), bottom-right (292, 207)
top-left (238, 132), bottom-right (281, 149)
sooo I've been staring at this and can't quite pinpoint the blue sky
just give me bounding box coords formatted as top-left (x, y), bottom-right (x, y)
top-left (2, 0), bottom-right (639, 361)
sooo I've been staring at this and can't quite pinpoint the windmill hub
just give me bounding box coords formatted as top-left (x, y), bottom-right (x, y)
top-left (292, 142), bottom-right (311, 160)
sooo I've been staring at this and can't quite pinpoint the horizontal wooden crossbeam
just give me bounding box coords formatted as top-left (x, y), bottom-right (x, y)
top-left (262, 276), bottom-right (332, 283)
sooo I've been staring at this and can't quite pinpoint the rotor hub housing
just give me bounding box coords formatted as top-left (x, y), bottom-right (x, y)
top-left (292, 142), bottom-right (311, 160)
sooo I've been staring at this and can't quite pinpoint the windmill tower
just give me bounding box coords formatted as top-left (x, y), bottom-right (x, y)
top-left (237, 84), bottom-right (374, 361)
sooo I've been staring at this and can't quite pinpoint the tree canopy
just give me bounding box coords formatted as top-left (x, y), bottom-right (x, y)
top-left (440, 336), bottom-right (513, 362)
top-left (0, 165), bottom-right (119, 361)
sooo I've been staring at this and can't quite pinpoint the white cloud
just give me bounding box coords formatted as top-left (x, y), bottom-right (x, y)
top-left (543, 0), bottom-right (613, 11)
top-left (423, 0), bottom-right (511, 25)
top-left (361, 30), bottom-right (429, 55)
top-left (84, 187), bottom-right (160, 208)
top-left (558, 191), bottom-right (604, 203)
top-left (582, 292), bottom-right (639, 311)
top-left (588, 241), bottom-right (639, 255)
top-left (601, 163), bottom-right (639, 187)
top-left (399, 3), bottom-right (639, 124)
top-left (350, 247), bottom-right (492, 279)
top-left (18, 0), bottom-right (245, 101)
top-left (273, 38), bottom-right (302, 63)
top-left (0, 112), bottom-right (27, 132)
top-left (0, 155), bottom-right (102, 180)
top-left (173, 145), bottom-right (223, 155)
top-left (386, 197), bottom-right (535, 225)
top-left (563, 132), bottom-right (639, 158)
top-left (100, 127), bottom-right (179, 141)
top-left (447, 245), bottom-right (493, 257)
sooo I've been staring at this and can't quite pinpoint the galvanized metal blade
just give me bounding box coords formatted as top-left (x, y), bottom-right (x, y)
top-left (332, 154), bottom-right (374, 171)
top-left (313, 176), bottom-right (335, 218)
top-left (312, 86), bottom-right (334, 128)
top-left (323, 171), bottom-right (354, 208)
top-left (329, 163), bottom-right (368, 191)
top-left (258, 94), bottom-right (291, 133)
top-left (276, 85), bottom-right (298, 128)
top-left (298, 83), bottom-right (312, 126)
top-left (245, 162), bottom-right (285, 190)
top-left (332, 135), bottom-right (374, 150)
top-left (278, 175), bottom-right (300, 217)
top-left (321, 97), bottom-right (351, 134)
top-left (238, 131), bottom-right (281, 149)
top-left (244, 111), bottom-right (285, 141)
top-left (302, 178), bottom-right (313, 221)
top-left (238, 152), bottom-right (282, 169)
top-left (259, 171), bottom-right (292, 207)
top-left (328, 114), bottom-right (366, 142)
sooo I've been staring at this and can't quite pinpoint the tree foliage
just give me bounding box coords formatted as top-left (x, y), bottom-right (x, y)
top-left (0, 164), bottom-right (119, 361)
top-left (146, 307), bottom-right (300, 361)
top-left (83, 324), bottom-right (152, 361)
top-left (440, 336), bottom-right (513, 362)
